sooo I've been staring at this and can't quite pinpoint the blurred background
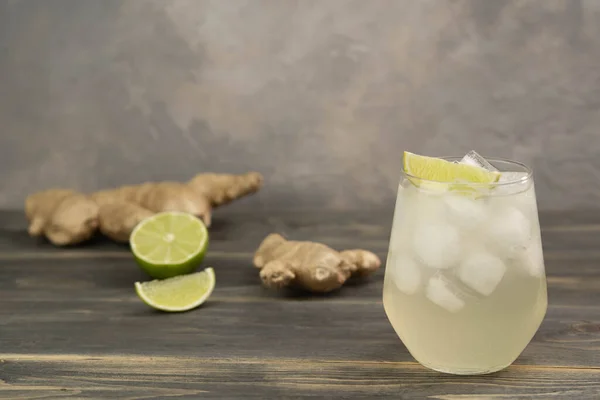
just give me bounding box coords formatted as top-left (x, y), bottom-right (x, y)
top-left (1, 0), bottom-right (598, 211)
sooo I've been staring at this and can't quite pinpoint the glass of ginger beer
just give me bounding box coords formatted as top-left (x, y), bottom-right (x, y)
top-left (383, 151), bottom-right (548, 375)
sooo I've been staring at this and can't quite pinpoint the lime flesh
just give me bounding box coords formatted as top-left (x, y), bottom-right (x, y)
top-left (403, 151), bottom-right (501, 191)
top-left (130, 211), bottom-right (209, 279)
top-left (135, 268), bottom-right (216, 312)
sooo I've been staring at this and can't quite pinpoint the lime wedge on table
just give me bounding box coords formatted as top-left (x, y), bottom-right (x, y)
top-left (403, 151), bottom-right (501, 190)
top-left (130, 211), bottom-right (209, 279)
top-left (135, 268), bottom-right (216, 312)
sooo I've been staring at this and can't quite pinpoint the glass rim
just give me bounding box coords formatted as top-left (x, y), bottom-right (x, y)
top-left (401, 156), bottom-right (533, 187)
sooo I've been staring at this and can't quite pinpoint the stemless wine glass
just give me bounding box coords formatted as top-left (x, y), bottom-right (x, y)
top-left (383, 158), bottom-right (548, 375)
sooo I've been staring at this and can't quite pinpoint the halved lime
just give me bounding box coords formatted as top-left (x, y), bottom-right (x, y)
top-left (130, 211), bottom-right (209, 279)
top-left (135, 267), bottom-right (216, 312)
top-left (403, 151), bottom-right (501, 190)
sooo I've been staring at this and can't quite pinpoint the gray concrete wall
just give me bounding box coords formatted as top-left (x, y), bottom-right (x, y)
top-left (1, 0), bottom-right (599, 211)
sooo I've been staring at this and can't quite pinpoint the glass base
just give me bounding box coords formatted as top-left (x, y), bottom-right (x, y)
top-left (419, 361), bottom-right (512, 375)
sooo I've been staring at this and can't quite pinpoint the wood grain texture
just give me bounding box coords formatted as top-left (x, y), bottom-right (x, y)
top-left (1, 210), bottom-right (599, 399)
top-left (2, 355), bottom-right (600, 399)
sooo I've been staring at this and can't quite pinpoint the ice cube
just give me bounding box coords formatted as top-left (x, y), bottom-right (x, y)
top-left (392, 255), bottom-right (421, 294)
top-left (498, 171), bottom-right (528, 184)
top-left (460, 150), bottom-right (498, 171)
top-left (413, 189), bottom-right (446, 223)
top-left (512, 242), bottom-right (545, 277)
top-left (458, 252), bottom-right (506, 296)
top-left (426, 275), bottom-right (465, 312)
top-left (412, 223), bottom-right (461, 269)
top-left (486, 206), bottom-right (532, 257)
top-left (444, 195), bottom-right (488, 229)
top-left (494, 172), bottom-right (532, 196)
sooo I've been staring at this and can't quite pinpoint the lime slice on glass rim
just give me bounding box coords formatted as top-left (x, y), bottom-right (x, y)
top-left (135, 268), bottom-right (216, 312)
top-left (403, 151), bottom-right (501, 192)
top-left (130, 211), bottom-right (209, 279)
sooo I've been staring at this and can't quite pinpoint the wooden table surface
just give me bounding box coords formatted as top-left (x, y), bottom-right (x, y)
top-left (1, 209), bottom-right (600, 399)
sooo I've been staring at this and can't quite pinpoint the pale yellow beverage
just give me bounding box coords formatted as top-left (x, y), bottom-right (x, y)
top-left (383, 157), bottom-right (548, 375)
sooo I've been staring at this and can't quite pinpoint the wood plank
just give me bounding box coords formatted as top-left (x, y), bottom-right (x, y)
top-left (1, 355), bottom-right (599, 400)
top-left (4, 210), bottom-right (600, 255)
top-left (1, 255), bottom-right (600, 303)
top-left (5, 208), bottom-right (600, 231)
top-left (538, 209), bottom-right (600, 228)
top-left (1, 260), bottom-right (599, 368)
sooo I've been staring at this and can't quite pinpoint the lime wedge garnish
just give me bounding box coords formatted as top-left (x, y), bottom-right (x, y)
top-left (403, 151), bottom-right (501, 190)
top-left (135, 268), bottom-right (215, 312)
top-left (130, 211), bottom-right (209, 279)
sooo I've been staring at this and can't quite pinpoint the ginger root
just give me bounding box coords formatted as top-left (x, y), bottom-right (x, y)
top-left (25, 172), bottom-right (263, 246)
top-left (253, 233), bottom-right (381, 293)
top-left (25, 190), bottom-right (100, 246)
